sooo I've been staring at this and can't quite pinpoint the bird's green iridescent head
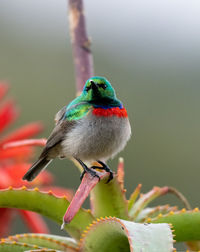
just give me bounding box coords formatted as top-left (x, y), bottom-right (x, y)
top-left (80, 76), bottom-right (121, 108)
top-left (83, 76), bottom-right (116, 98)
top-left (66, 76), bottom-right (122, 120)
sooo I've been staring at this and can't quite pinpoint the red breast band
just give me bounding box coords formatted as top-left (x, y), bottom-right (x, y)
top-left (92, 107), bottom-right (128, 118)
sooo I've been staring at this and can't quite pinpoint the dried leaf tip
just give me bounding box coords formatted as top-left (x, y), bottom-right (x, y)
top-left (61, 222), bottom-right (66, 230)
top-left (117, 157), bottom-right (124, 183)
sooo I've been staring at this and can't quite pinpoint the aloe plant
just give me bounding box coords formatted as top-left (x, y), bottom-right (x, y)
top-left (0, 157), bottom-right (200, 251)
top-left (1, 0), bottom-right (199, 251)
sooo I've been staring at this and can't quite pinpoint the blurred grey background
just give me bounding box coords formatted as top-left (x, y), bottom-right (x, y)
top-left (0, 0), bottom-right (200, 248)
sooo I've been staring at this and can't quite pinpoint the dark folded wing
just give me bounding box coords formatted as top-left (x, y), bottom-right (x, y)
top-left (40, 102), bottom-right (91, 158)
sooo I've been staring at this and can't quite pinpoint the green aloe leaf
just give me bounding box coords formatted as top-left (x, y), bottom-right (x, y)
top-left (0, 187), bottom-right (94, 240)
top-left (0, 241), bottom-right (44, 252)
top-left (90, 176), bottom-right (129, 219)
top-left (128, 184), bottom-right (142, 211)
top-left (90, 159), bottom-right (129, 219)
top-left (129, 186), bottom-right (169, 220)
top-left (79, 217), bottom-right (174, 252)
top-left (5, 233), bottom-right (78, 251)
top-left (135, 205), bottom-right (178, 222)
top-left (151, 208), bottom-right (200, 241)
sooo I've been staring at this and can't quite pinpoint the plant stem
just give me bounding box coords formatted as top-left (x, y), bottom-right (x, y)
top-left (68, 0), bottom-right (94, 94)
top-left (167, 187), bottom-right (191, 210)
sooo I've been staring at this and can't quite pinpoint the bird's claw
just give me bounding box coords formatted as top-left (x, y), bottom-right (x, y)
top-left (80, 170), bottom-right (86, 181)
top-left (105, 171), bottom-right (113, 184)
top-left (91, 161), bottom-right (114, 183)
top-left (80, 169), bottom-right (100, 181)
top-left (76, 158), bottom-right (112, 183)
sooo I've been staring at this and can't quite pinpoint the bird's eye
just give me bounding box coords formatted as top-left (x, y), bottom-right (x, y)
top-left (99, 84), bottom-right (107, 90)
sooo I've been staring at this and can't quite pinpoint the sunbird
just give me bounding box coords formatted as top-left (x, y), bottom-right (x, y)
top-left (23, 77), bottom-right (131, 183)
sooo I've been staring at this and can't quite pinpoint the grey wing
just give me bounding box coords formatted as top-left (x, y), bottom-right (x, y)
top-left (55, 106), bottom-right (67, 125)
top-left (39, 119), bottom-right (76, 158)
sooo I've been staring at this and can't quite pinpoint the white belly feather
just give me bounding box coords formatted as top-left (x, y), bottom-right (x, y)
top-left (61, 112), bottom-right (131, 162)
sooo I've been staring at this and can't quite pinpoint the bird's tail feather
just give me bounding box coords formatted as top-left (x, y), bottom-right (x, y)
top-left (22, 157), bottom-right (52, 181)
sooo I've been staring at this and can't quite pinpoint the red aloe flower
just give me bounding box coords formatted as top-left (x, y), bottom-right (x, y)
top-left (0, 82), bottom-right (73, 237)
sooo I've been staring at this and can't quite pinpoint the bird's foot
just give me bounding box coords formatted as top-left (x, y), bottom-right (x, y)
top-left (75, 158), bottom-right (100, 181)
top-left (80, 170), bottom-right (85, 181)
top-left (91, 160), bottom-right (113, 183)
top-left (80, 167), bottom-right (100, 181)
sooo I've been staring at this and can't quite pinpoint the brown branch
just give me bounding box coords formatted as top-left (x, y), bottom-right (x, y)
top-left (68, 0), bottom-right (94, 94)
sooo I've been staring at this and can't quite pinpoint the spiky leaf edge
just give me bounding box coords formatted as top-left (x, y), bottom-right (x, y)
top-left (0, 187), bottom-right (94, 240)
top-left (79, 217), bottom-right (174, 252)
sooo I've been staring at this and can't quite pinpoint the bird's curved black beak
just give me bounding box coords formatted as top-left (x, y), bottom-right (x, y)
top-left (90, 80), bottom-right (98, 91)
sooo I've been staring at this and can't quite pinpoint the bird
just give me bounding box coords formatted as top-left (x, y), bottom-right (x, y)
top-left (22, 76), bottom-right (131, 183)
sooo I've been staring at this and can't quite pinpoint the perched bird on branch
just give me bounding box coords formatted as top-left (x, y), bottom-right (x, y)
top-left (23, 76), bottom-right (131, 183)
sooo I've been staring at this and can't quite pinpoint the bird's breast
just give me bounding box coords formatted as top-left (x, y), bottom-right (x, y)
top-left (61, 108), bottom-right (131, 161)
